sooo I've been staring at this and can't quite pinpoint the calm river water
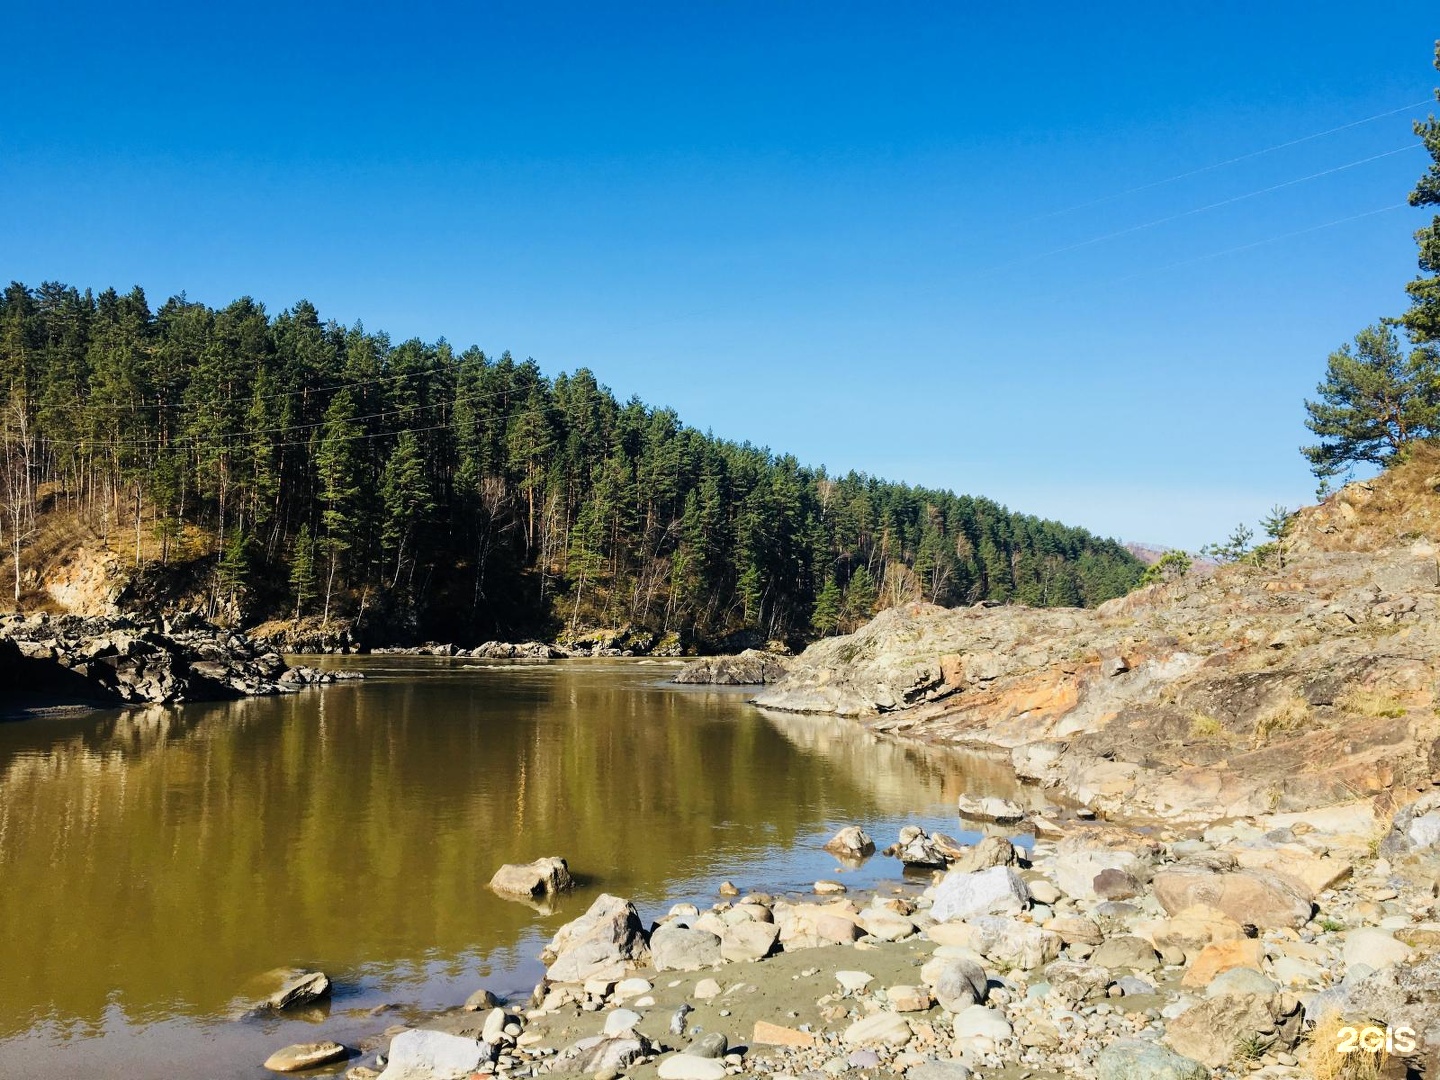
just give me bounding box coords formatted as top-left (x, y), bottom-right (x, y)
top-left (0, 657), bottom-right (1037, 1078)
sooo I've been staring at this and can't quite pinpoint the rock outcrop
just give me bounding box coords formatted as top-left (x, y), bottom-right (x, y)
top-left (754, 451), bottom-right (1440, 824)
top-left (672, 650), bottom-right (791, 685)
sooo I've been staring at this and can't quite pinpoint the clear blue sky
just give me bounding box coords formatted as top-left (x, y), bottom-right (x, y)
top-left (3, 3), bottom-right (1437, 549)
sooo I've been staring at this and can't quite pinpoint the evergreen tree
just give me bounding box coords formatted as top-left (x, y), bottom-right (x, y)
top-left (1402, 42), bottom-right (1440, 344)
top-left (810, 576), bottom-right (843, 637)
top-left (290, 523), bottom-right (317, 623)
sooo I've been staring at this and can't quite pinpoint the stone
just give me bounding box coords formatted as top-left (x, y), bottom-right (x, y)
top-left (956, 794), bottom-right (1025, 823)
top-left (567, 1035), bottom-right (656, 1075)
top-left (481, 1008), bottom-right (508, 1043)
top-left (1092, 867), bottom-right (1140, 900)
top-left (614, 977), bottom-right (653, 999)
top-left (1041, 961), bottom-right (1110, 1008)
top-left (1095, 1040), bottom-right (1209, 1080)
top-left (1152, 868), bottom-right (1313, 929)
top-left (1206, 967), bottom-right (1277, 997)
top-left (856, 906), bottom-right (916, 941)
top-left (263, 1041), bottom-right (348, 1073)
top-left (651, 923), bottom-right (722, 972)
top-left (886, 985), bottom-right (933, 1012)
top-left (903, 1059), bottom-right (973, 1080)
top-left (687, 1032), bottom-right (728, 1059)
top-left (1181, 937), bottom-right (1266, 987)
top-left (824, 825), bottom-right (876, 859)
top-left (1343, 927), bottom-right (1414, 970)
top-left (489, 857), bottom-right (574, 899)
top-left (814, 880), bottom-right (847, 894)
top-left (657, 1054), bottom-right (728, 1080)
top-left (1089, 935), bottom-right (1159, 972)
top-left (842, 1012), bottom-right (913, 1047)
top-left (1162, 992), bottom-right (1302, 1069)
top-left (544, 894), bottom-right (650, 984)
top-left (463, 988), bottom-right (501, 1012)
top-left (719, 920), bottom-right (779, 963)
top-left (267, 970), bottom-right (332, 1010)
top-left (1051, 846), bottom-right (1141, 902)
top-left (835, 969), bottom-right (874, 992)
top-left (949, 1004), bottom-right (1010, 1041)
top-left (937, 916), bottom-right (1060, 970)
top-left (887, 826), bottom-right (950, 868)
top-left (752, 1020), bottom-right (815, 1048)
top-left (774, 901), bottom-right (863, 948)
top-left (1348, 952), bottom-right (1440, 1075)
top-left (718, 881), bottom-right (739, 896)
top-left (1146, 904), bottom-right (1245, 959)
top-left (947, 837), bottom-right (1019, 874)
top-left (1043, 914), bottom-right (1103, 946)
top-left (1114, 975), bottom-right (1155, 996)
top-left (1027, 879), bottom-right (1061, 905)
top-left (693, 978), bottom-right (721, 1001)
top-left (929, 866), bottom-right (1030, 922)
top-left (377, 1029), bottom-right (492, 1080)
top-left (603, 1009), bottom-right (643, 1036)
top-left (926, 958), bottom-right (988, 1013)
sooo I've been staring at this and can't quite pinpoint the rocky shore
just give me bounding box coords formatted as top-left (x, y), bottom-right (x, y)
top-left (0, 611), bottom-right (359, 709)
top-left (266, 796), bottom-right (1438, 1080)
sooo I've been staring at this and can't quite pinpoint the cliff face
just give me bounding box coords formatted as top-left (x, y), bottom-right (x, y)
top-left (755, 452), bottom-right (1440, 824)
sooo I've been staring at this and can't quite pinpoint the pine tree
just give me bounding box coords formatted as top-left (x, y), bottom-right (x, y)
top-left (290, 523), bottom-right (317, 623)
top-left (1402, 42), bottom-right (1440, 344)
top-left (810, 576), bottom-right (842, 637)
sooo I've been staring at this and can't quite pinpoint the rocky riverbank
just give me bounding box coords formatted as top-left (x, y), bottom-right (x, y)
top-left (753, 454), bottom-right (1440, 828)
top-left (0, 611), bottom-right (359, 710)
top-left (263, 794), bottom-right (1438, 1080)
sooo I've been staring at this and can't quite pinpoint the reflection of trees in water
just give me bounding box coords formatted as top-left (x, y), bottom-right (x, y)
top-left (755, 707), bottom-right (1045, 815)
top-left (0, 663), bottom-right (985, 1040)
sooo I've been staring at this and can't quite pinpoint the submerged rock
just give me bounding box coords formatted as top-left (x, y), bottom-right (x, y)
top-left (263, 1041), bottom-right (348, 1073)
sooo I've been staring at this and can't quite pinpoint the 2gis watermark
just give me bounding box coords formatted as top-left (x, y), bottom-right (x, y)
top-left (1335, 1024), bottom-right (1419, 1055)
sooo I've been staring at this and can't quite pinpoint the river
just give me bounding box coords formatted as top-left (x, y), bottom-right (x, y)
top-left (0, 657), bottom-right (1038, 1078)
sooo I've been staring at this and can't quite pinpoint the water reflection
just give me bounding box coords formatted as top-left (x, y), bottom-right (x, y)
top-left (0, 659), bottom-right (1019, 1076)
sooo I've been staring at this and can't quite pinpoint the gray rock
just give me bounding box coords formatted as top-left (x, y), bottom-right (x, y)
top-left (686, 1032), bottom-right (728, 1059)
top-left (886, 826), bottom-right (950, 868)
top-left (563, 1034), bottom-right (656, 1075)
top-left (378, 1029), bottom-right (493, 1080)
top-left (1206, 967), bottom-right (1276, 997)
top-left (657, 1054), bottom-right (728, 1080)
top-left (1095, 1040), bottom-right (1208, 1080)
top-left (650, 923), bottom-right (722, 972)
top-left (930, 866), bottom-right (1030, 921)
top-left (268, 970), bottom-right (332, 1010)
top-left (903, 1058), bottom-right (973, 1080)
top-left (928, 958), bottom-right (988, 1013)
top-left (672, 651), bottom-right (789, 685)
top-left (463, 987), bottom-right (501, 1012)
top-left (1114, 975), bottom-right (1155, 996)
top-left (720, 919), bottom-right (779, 963)
top-left (543, 894), bottom-right (650, 984)
top-left (947, 837), bottom-right (1018, 874)
top-left (823, 825), bottom-right (876, 859)
top-left (956, 794), bottom-right (1025, 823)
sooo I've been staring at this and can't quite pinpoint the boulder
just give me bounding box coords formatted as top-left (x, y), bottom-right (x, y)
top-left (650, 923), bottom-right (722, 972)
top-left (1151, 868), bottom-right (1313, 929)
top-left (956, 794), bottom-right (1025, 823)
top-left (1050, 844), bottom-right (1142, 902)
top-left (855, 906), bottom-right (916, 941)
top-left (543, 894), bottom-right (650, 983)
top-left (926, 957), bottom-right (988, 1013)
top-left (1144, 904), bottom-right (1245, 960)
top-left (823, 825), bottom-right (876, 859)
top-left (1042, 961), bottom-right (1110, 1007)
top-left (1092, 867), bottom-right (1140, 900)
top-left (267, 970), bottom-right (332, 1010)
top-left (930, 866), bottom-right (1030, 922)
top-left (950, 1004), bottom-right (1011, 1042)
top-left (948, 837), bottom-right (1019, 874)
top-left (774, 901), bottom-right (862, 949)
top-left (672, 650), bottom-right (790, 685)
top-left (263, 1042), bottom-right (348, 1073)
top-left (719, 920), bottom-right (779, 963)
top-left (1347, 950), bottom-right (1440, 1076)
top-left (488, 857), bottom-right (574, 899)
top-left (378, 1029), bottom-right (493, 1080)
top-left (886, 826), bottom-right (950, 868)
top-left (1089, 935), bottom-right (1159, 972)
top-left (886, 985), bottom-right (933, 1012)
top-left (752, 1021), bottom-right (815, 1048)
top-left (686, 1032), bottom-right (728, 1059)
top-left (1342, 927), bottom-right (1414, 970)
top-left (1043, 914), bottom-right (1103, 946)
top-left (1206, 967), bottom-right (1278, 997)
top-left (463, 988), bottom-right (500, 1012)
top-left (1095, 1040), bottom-right (1209, 1080)
top-left (657, 1054), bottom-right (728, 1080)
top-left (562, 1034), bottom-right (656, 1075)
top-left (1162, 993), bottom-right (1302, 1069)
top-left (1180, 937), bottom-right (1265, 988)
top-left (937, 916), bottom-right (1059, 971)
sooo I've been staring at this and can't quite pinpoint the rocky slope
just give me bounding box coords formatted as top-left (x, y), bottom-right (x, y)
top-left (755, 452), bottom-right (1440, 825)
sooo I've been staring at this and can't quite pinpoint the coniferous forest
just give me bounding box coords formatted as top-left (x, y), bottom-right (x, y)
top-left (0, 282), bottom-right (1142, 645)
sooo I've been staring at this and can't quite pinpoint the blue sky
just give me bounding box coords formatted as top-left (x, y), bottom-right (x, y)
top-left (3, 3), bottom-right (1437, 549)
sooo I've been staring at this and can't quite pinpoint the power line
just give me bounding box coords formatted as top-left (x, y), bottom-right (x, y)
top-left (1030, 98), bottom-right (1434, 223)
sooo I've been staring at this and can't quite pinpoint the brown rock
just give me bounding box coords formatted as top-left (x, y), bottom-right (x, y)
top-left (263, 1041), bottom-right (348, 1072)
top-left (1163, 992), bottom-right (1302, 1068)
top-left (1181, 938), bottom-right (1266, 988)
top-left (489, 857), bottom-right (574, 899)
top-left (1152, 868), bottom-right (1313, 929)
top-left (752, 1020), bottom-right (815, 1048)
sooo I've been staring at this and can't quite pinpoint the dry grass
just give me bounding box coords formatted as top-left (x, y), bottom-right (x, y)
top-left (1338, 688), bottom-right (1408, 720)
top-left (1304, 1011), bottom-right (1390, 1080)
top-left (1189, 712), bottom-right (1226, 739)
top-left (1253, 695), bottom-right (1311, 747)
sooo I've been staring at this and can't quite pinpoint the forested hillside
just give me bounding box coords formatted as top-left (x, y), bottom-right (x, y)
top-left (0, 282), bottom-right (1142, 644)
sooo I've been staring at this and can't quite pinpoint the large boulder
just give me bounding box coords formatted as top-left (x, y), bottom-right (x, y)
top-left (1347, 952), bottom-right (1440, 1077)
top-left (886, 826), bottom-right (950, 868)
top-left (543, 894), bottom-right (650, 983)
top-left (266, 970), bottom-right (332, 1010)
top-left (720, 920), bottom-right (779, 963)
top-left (925, 957), bottom-right (988, 1013)
top-left (930, 866), bottom-right (1030, 922)
top-left (672, 650), bottom-right (790, 685)
top-left (823, 825), bottom-right (876, 859)
top-left (1151, 868), bottom-right (1313, 929)
top-left (774, 901), bottom-right (863, 949)
top-left (956, 794), bottom-right (1025, 823)
top-left (937, 916), bottom-right (1060, 970)
top-left (1162, 993), bottom-right (1302, 1069)
top-left (489, 857), bottom-right (574, 899)
top-left (1050, 844), bottom-right (1143, 901)
top-left (947, 837), bottom-right (1019, 874)
top-left (264, 1042), bottom-right (348, 1073)
top-left (378, 1029), bottom-right (493, 1080)
top-left (650, 923), bottom-right (722, 972)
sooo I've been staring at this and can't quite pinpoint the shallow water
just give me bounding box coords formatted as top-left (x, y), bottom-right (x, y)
top-left (0, 657), bottom-right (1038, 1078)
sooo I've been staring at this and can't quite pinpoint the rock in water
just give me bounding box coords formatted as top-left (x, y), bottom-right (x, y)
top-left (463, 987), bottom-right (501, 1011)
top-left (267, 970), bottom-right (332, 1010)
top-left (377, 1029), bottom-right (492, 1080)
top-left (956, 794), bottom-right (1025, 823)
top-left (947, 836), bottom-right (1018, 874)
top-left (671, 650), bottom-right (790, 685)
top-left (823, 825), bottom-right (876, 859)
top-left (263, 1041), bottom-right (348, 1073)
top-left (488, 857), bottom-right (574, 899)
top-left (885, 825), bottom-right (949, 867)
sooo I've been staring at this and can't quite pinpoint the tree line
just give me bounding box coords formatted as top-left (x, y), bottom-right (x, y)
top-left (0, 283), bottom-right (1141, 644)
